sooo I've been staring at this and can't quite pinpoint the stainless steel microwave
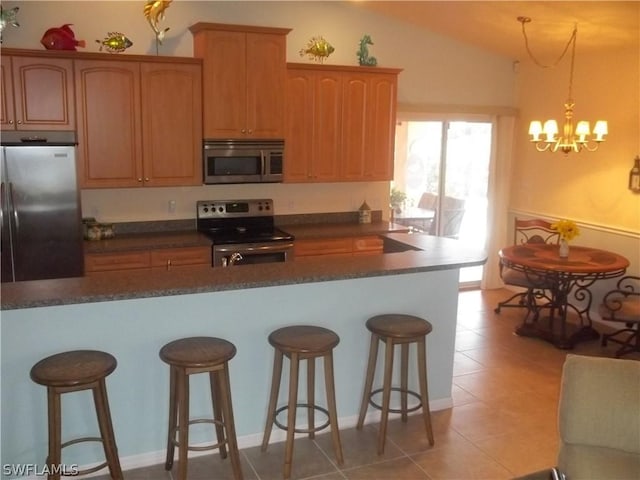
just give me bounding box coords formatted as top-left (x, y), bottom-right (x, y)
top-left (203, 139), bottom-right (284, 184)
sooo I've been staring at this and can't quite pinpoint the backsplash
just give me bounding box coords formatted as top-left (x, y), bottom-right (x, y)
top-left (107, 211), bottom-right (383, 236)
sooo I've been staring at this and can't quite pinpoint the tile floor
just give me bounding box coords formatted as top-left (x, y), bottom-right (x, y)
top-left (96, 288), bottom-right (639, 479)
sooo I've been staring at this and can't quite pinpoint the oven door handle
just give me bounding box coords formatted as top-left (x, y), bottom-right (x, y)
top-left (214, 242), bottom-right (294, 254)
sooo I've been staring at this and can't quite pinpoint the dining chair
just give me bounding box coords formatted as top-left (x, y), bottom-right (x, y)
top-left (599, 275), bottom-right (640, 358)
top-left (494, 218), bottom-right (560, 318)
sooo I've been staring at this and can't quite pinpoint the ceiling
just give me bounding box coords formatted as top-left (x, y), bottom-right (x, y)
top-left (352, 1), bottom-right (639, 59)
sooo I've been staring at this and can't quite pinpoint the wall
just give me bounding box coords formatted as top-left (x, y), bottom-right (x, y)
top-left (1, 1), bottom-right (516, 223)
top-left (512, 43), bottom-right (640, 234)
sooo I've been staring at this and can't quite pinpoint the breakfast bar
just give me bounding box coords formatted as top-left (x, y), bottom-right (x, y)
top-left (1, 235), bottom-right (485, 473)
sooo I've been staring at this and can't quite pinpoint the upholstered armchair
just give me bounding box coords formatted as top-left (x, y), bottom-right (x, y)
top-left (515, 354), bottom-right (640, 480)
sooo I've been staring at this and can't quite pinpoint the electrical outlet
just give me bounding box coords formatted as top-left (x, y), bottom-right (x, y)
top-left (168, 200), bottom-right (176, 213)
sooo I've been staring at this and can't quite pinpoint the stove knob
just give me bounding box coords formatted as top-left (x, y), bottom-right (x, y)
top-left (218, 207), bottom-right (224, 213)
top-left (203, 207), bottom-right (209, 213)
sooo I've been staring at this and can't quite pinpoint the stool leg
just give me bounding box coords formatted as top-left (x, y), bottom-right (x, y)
top-left (165, 365), bottom-right (178, 470)
top-left (323, 352), bottom-right (344, 465)
top-left (357, 333), bottom-right (379, 429)
top-left (400, 343), bottom-right (409, 422)
top-left (284, 352), bottom-right (300, 480)
top-left (46, 388), bottom-right (62, 480)
top-left (209, 371), bottom-right (228, 459)
top-left (261, 349), bottom-right (283, 451)
top-left (219, 362), bottom-right (243, 480)
top-left (417, 337), bottom-right (435, 446)
top-left (307, 357), bottom-right (315, 439)
top-left (378, 337), bottom-right (395, 455)
top-left (177, 369), bottom-right (190, 480)
top-left (93, 379), bottom-right (123, 480)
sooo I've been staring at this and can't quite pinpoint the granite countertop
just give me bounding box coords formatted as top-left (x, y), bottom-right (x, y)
top-left (2, 234), bottom-right (486, 310)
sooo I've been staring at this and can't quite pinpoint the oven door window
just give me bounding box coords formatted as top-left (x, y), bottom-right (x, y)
top-left (213, 243), bottom-right (293, 267)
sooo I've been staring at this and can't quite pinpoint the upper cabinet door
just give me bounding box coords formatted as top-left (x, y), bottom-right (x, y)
top-left (0, 56), bottom-right (15, 129)
top-left (191, 23), bottom-right (290, 139)
top-left (140, 62), bottom-right (203, 186)
top-left (75, 60), bottom-right (143, 188)
top-left (341, 72), bottom-right (398, 182)
top-left (364, 73), bottom-right (397, 181)
top-left (1, 56), bottom-right (75, 131)
top-left (196, 29), bottom-right (246, 138)
top-left (285, 68), bottom-right (342, 182)
top-left (245, 32), bottom-right (287, 138)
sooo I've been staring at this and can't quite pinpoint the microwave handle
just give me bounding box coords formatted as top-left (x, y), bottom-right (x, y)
top-left (260, 150), bottom-right (266, 176)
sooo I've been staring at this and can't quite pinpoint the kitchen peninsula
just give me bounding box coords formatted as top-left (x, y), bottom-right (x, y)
top-left (1, 235), bottom-right (485, 473)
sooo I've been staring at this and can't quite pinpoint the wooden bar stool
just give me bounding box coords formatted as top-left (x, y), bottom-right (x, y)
top-left (159, 336), bottom-right (242, 480)
top-left (30, 350), bottom-right (123, 480)
top-left (261, 325), bottom-right (344, 479)
top-left (356, 314), bottom-right (435, 454)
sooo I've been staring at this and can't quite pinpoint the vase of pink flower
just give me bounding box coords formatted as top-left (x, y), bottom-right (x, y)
top-left (551, 219), bottom-right (580, 258)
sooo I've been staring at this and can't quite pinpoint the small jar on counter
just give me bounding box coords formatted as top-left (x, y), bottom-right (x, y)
top-left (358, 201), bottom-right (372, 224)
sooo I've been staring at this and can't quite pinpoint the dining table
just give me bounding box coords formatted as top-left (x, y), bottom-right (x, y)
top-left (499, 243), bottom-right (630, 349)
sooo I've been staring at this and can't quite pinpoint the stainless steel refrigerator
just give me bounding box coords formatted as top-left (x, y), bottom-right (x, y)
top-left (1, 131), bottom-right (84, 282)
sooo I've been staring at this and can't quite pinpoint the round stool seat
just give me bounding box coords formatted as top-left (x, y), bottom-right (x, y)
top-left (159, 336), bottom-right (236, 368)
top-left (30, 350), bottom-right (117, 387)
top-left (366, 314), bottom-right (433, 339)
top-left (268, 325), bottom-right (339, 354)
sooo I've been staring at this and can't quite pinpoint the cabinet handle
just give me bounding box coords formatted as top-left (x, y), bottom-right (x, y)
top-left (241, 129), bottom-right (246, 134)
top-left (137, 178), bottom-right (143, 182)
top-left (144, 177), bottom-right (150, 182)
top-left (17, 120), bottom-right (22, 124)
top-left (247, 129), bottom-right (253, 134)
top-left (166, 259), bottom-right (171, 271)
top-left (8, 120), bottom-right (14, 125)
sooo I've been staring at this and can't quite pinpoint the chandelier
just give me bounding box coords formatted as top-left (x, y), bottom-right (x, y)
top-left (519, 16), bottom-right (608, 154)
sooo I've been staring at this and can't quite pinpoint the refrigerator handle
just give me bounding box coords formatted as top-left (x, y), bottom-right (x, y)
top-left (0, 182), bottom-right (3, 251)
top-left (8, 183), bottom-right (18, 231)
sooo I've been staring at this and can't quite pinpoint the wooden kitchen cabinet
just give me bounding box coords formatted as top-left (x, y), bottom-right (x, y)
top-left (150, 246), bottom-right (211, 271)
top-left (75, 59), bottom-right (142, 188)
top-left (76, 57), bottom-right (202, 188)
top-left (85, 251), bottom-right (151, 274)
top-left (85, 246), bottom-right (211, 275)
top-left (190, 22), bottom-right (291, 139)
top-left (352, 235), bottom-right (384, 255)
top-left (140, 62), bottom-right (202, 187)
top-left (285, 64), bottom-right (401, 183)
top-left (294, 235), bottom-right (383, 259)
top-left (341, 71), bottom-right (398, 181)
top-left (1, 55), bottom-right (75, 131)
top-left (294, 237), bottom-right (352, 258)
top-left (285, 67), bottom-right (342, 182)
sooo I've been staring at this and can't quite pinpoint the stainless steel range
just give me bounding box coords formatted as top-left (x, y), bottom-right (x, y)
top-left (196, 199), bottom-right (294, 267)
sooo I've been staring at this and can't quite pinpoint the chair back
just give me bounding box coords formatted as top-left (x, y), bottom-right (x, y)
top-left (429, 196), bottom-right (465, 238)
top-left (514, 218), bottom-right (559, 245)
top-left (600, 276), bottom-right (640, 323)
top-left (418, 192), bottom-right (438, 210)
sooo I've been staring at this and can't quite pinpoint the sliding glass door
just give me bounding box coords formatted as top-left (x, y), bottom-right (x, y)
top-left (393, 117), bottom-right (492, 285)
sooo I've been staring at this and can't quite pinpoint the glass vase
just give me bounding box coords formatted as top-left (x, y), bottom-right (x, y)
top-left (559, 239), bottom-right (569, 258)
